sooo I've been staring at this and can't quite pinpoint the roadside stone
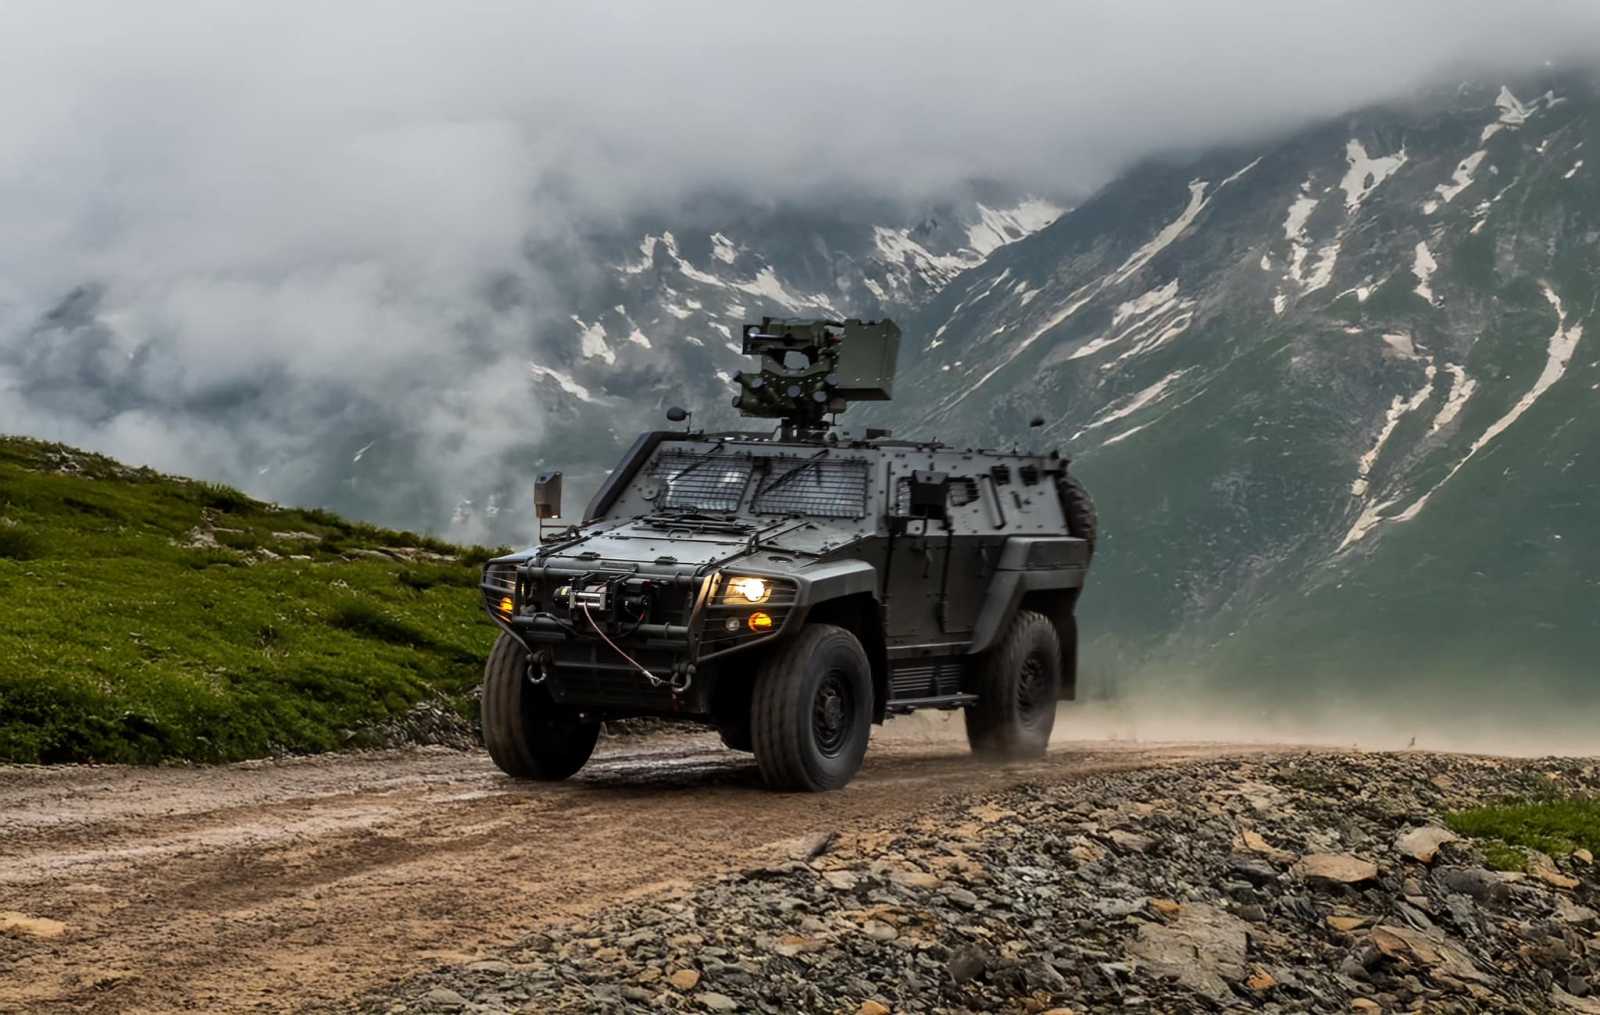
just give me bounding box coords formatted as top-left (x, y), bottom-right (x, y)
top-left (945, 887), bottom-right (979, 910)
top-left (0, 912), bottom-right (66, 938)
top-left (858, 1001), bottom-right (891, 1015)
top-left (822, 870), bottom-right (859, 891)
top-left (1327, 914), bottom-right (1372, 933)
top-left (888, 868), bottom-right (941, 890)
top-left (1237, 828), bottom-right (1297, 864)
top-left (1395, 826), bottom-right (1458, 864)
top-left (1554, 985), bottom-right (1600, 1013)
top-left (1440, 867), bottom-right (1513, 904)
top-left (1576, 849), bottom-right (1595, 865)
top-left (789, 831), bottom-right (837, 862)
top-left (1369, 924), bottom-right (1487, 983)
top-left (1294, 853), bottom-right (1379, 885)
top-left (669, 969), bottom-right (701, 991)
top-left (1126, 903), bottom-right (1250, 999)
top-left (697, 991), bottom-right (738, 1011)
top-left (420, 987), bottom-right (468, 1008)
top-left (948, 945), bottom-right (990, 983)
top-left (1531, 853), bottom-right (1582, 890)
top-left (1557, 897), bottom-right (1600, 927)
top-left (1107, 830), bottom-right (1154, 853)
top-left (466, 959), bottom-right (514, 974)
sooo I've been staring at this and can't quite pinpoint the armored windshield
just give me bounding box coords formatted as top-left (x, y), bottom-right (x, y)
top-left (642, 446), bottom-right (869, 518)
top-left (651, 450), bottom-right (754, 512)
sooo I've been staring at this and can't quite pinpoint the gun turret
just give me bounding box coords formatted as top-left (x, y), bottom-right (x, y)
top-left (732, 317), bottom-right (901, 438)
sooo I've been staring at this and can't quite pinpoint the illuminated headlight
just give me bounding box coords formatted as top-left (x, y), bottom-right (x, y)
top-left (725, 576), bottom-right (771, 604)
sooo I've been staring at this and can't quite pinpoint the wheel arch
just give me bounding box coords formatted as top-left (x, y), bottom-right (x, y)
top-left (800, 592), bottom-right (889, 722)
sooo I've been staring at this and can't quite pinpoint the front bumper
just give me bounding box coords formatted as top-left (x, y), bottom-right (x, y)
top-left (479, 559), bottom-right (797, 716)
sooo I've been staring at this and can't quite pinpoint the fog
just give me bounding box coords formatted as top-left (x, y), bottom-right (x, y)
top-left (3, 1), bottom-right (1599, 526)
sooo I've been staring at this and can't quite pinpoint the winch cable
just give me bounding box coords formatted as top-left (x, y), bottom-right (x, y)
top-left (580, 602), bottom-right (664, 688)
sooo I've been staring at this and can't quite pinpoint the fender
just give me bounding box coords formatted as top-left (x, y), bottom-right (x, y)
top-left (967, 536), bottom-right (1088, 654)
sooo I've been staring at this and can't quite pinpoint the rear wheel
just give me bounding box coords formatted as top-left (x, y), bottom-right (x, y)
top-left (481, 633), bottom-right (600, 779)
top-left (750, 624), bottom-right (872, 791)
top-left (964, 610), bottom-right (1060, 759)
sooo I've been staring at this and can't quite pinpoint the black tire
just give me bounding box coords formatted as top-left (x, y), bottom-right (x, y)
top-left (750, 624), bottom-right (873, 792)
top-left (1060, 473), bottom-right (1098, 561)
top-left (481, 633), bottom-right (600, 780)
top-left (964, 610), bottom-right (1061, 759)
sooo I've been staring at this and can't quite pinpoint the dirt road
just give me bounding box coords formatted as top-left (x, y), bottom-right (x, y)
top-left (0, 728), bottom-right (1287, 1014)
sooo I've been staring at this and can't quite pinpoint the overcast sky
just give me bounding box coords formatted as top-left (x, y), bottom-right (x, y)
top-left (2, 1), bottom-right (1597, 530)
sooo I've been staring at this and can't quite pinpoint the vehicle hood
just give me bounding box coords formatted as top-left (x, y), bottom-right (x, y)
top-left (518, 516), bottom-right (859, 576)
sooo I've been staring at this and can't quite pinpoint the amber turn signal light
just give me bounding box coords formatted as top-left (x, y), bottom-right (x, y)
top-left (747, 611), bottom-right (773, 632)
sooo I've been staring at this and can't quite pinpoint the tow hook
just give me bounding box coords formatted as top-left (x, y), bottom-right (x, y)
top-left (525, 648), bottom-right (552, 686)
top-left (670, 663), bottom-right (695, 695)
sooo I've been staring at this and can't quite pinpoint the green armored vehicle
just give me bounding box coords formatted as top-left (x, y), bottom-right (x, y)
top-left (478, 318), bottom-right (1096, 791)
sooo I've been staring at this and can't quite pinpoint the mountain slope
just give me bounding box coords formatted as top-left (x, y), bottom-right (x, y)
top-left (875, 74), bottom-right (1598, 724)
top-left (0, 437), bottom-right (495, 763)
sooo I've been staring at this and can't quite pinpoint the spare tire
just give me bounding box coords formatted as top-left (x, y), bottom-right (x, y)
top-left (1059, 473), bottom-right (1097, 561)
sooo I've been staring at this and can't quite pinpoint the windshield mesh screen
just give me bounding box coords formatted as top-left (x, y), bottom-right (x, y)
top-left (654, 452), bottom-right (753, 512)
top-left (752, 458), bottom-right (870, 518)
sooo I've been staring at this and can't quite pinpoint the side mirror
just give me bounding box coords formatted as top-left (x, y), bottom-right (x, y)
top-left (533, 471), bottom-right (562, 520)
top-left (665, 406), bottom-right (689, 423)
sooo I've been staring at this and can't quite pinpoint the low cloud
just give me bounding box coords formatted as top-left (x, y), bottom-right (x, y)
top-left (2, 1), bottom-right (1597, 530)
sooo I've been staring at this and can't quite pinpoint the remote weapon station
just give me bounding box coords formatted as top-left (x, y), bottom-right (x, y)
top-left (479, 318), bottom-right (1096, 791)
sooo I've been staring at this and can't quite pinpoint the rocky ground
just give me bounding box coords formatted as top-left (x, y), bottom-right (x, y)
top-left (363, 752), bottom-right (1600, 1014)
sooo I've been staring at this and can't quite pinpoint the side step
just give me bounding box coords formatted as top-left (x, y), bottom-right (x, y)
top-left (885, 693), bottom-right (978, 715)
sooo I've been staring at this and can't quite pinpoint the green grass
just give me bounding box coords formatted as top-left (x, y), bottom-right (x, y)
top-left (0, 436), bottom-right (507, 764)
top-left (1445, 796), bottom-right (1600, 871)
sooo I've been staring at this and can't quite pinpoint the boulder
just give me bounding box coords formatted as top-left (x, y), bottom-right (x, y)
top-left (1395, 826), bottom-right (1458, 864)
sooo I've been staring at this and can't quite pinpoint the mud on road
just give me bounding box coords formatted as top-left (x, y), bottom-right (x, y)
top-left (0, 725), bottom-right (1288, 1014)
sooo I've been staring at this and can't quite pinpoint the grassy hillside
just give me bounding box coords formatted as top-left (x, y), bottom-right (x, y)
top-left (0, 437), bottom-right (503, 764)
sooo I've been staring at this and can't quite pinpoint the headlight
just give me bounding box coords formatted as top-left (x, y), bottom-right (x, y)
top-left (725, 576), bottom-right (771, 603)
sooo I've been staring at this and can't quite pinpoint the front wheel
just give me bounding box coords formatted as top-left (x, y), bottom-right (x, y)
top-left (964, 610), bottom-right (1061, 759)
top-left (750, 624), bottom-right (872, 792)
top-left (481, 633), bottom-right (600, 779)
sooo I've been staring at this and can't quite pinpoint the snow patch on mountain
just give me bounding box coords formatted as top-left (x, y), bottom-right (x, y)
top-left (1111, 179), bottom-right (1210, 286)
top-left (1412, 242), bottom-right (1438, 304)
top-left (1564, 160), bottom-right (1584, 180)
top-left (1348, 358), bottom-right (1436, 499)
top-left (1073, 368), bottom-right (1191, 439)
top-left (529, 364), bottom-right (597, 403)
top-left (1340, 141), bottom-right (1408, 212)
top-left (1381, 284), bottom-right (1583, 534)
top-left (709, 232), bottom-right (738, 264)
top-left (1065, 280), bottom-right (1186, 362)
top-left (1481, 85), bottom-right (1530, 142)
top-left (1426, 150), bottom-right (1487, 213)
top-left (1427, 364), bottom-right (1477, 436)
top-left (965, 199), bottom-right (1064, 257)
top-left (572, 316), bottom-right (616, 365)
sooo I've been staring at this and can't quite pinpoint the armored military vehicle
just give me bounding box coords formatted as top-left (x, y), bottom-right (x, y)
top-left (478, 317), bottom-right (1096, 791)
